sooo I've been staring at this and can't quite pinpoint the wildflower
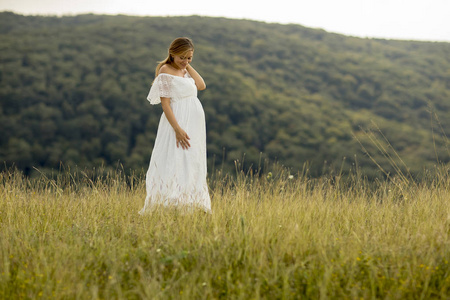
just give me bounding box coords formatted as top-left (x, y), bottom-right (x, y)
top-left (267, 172), bottom-right (272, 179)
top-left (156, 248), bottom-right (161, 253)
top-left (288, 175), bottom-right (294, 180)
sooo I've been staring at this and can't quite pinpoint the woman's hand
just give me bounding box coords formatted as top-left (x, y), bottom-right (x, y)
top-left (160, 97), bottom-right (191, 150)
top-left (175, 127), bottom-right (191, 150)
top-left (186, 65), bottom-right (206, 90)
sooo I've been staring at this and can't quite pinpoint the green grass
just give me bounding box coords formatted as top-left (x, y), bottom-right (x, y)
top-left (1, 167), bottom-right (450, 299)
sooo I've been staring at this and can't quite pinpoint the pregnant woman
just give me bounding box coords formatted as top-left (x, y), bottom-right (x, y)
top-left (139, 37), bottom-right (211, 214)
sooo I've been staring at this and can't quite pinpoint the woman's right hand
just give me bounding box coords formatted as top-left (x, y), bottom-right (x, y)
top-left (175, 127), bottom-right (191, 150)
top-left (160, 97), bottom-right (191, 150)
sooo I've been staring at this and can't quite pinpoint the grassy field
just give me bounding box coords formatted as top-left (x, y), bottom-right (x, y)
top-left (1, 166), bottom-right (449, 299)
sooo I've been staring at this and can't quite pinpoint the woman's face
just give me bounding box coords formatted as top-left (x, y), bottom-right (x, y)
top-left (173, 50), bottom-right (193, 70)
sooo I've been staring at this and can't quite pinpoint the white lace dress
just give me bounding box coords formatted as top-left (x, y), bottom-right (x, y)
top-left (139, 72), bottom-right (212, 214)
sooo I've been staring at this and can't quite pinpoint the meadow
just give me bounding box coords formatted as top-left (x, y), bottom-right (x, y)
top-left (1, 165), bottom-right (449, 299)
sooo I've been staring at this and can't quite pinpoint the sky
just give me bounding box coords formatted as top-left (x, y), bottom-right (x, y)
top-left (1, 0), bottom-right (449, 42)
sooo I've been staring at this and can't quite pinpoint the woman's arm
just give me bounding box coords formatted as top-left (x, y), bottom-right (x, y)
top-left (186, 65), bottom-right (206, 90)
top-left (161, 97), bottom-right (191, 149)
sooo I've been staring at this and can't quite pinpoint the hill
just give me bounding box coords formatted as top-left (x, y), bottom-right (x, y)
top-left (0, 12), bottom-right (449, 177)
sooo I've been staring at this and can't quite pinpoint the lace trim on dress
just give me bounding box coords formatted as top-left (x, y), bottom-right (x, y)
top-left (147, 73), bottom-right (174, 105)
top-left (139, 176), bottom-right (211, 214)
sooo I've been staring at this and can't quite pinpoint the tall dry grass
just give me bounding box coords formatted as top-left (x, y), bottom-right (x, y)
top-left (1, 165), bottom-right (449, 299)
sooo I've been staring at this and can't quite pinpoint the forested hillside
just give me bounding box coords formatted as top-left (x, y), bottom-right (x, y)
top-left (1, 12), bottom-right (449, 177)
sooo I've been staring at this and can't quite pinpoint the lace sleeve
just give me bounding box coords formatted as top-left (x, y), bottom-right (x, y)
top-left (147, 74), bottom-right (173, 105)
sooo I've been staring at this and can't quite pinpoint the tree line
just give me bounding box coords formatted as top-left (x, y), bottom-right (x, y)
top-left (1, 12), bottom-right (449, 178)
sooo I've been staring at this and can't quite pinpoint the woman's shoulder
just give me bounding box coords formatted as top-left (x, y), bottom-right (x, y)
top-left (158, 64), bottom-right (188, 78)
top-left (158, 64), bottom-right (179, 76)
top-left (154, 66), bottom-right (175, 83)
top-left (158, 64), bottom-right (170, 75)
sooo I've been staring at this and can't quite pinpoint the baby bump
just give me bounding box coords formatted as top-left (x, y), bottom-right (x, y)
top-left (172, 97), bottom-right (206, 131)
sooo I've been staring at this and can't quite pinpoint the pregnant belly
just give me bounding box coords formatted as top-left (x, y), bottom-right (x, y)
top-left (172, 97), bottom-right (206, 140)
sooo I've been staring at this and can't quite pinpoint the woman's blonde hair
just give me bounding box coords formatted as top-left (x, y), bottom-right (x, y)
top-left (155, 37), bottom-right (195, 77)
